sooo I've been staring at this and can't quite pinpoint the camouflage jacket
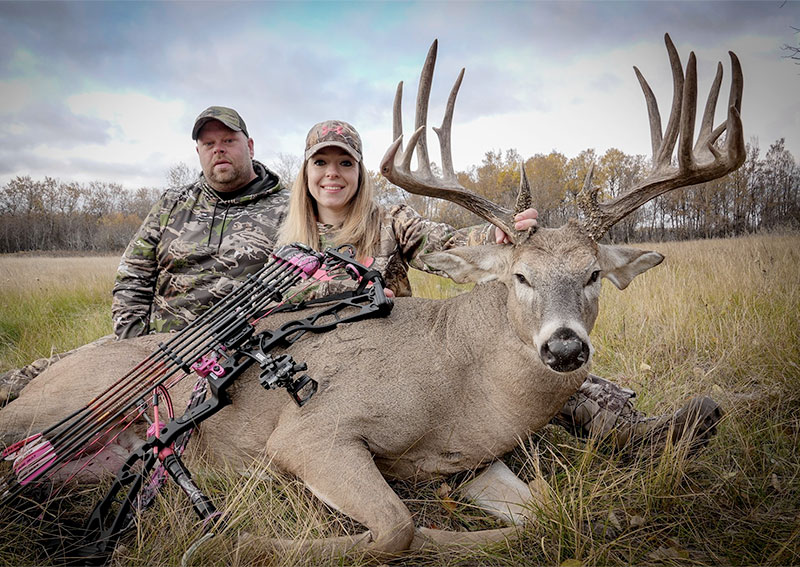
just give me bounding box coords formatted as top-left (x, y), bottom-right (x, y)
top-left (111, 161), bottom-right (288, 338)
top-left (291, 204), bottom-right (494, 302)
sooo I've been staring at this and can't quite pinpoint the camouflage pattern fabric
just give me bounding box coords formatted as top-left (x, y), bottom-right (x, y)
top-left (192, 106), bottom-right (249, 140)
top-left (553, 375), bottom-right (722, 454)
top-left (287, 203), bottom-right (495, 302)
top-left (112, 160), bottom-right (288, 338)
top-left (304, 119), bottom-right (362, 162)
top-left (553, 374), bottom-right (638, 442)
top-left (379, 203), bottom-right (495, 294)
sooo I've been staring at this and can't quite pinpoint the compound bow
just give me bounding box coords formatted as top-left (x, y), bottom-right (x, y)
top-left (1, 243), bottom-right (393, 564)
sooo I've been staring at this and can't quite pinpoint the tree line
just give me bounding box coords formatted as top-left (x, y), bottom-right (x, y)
top-left (0, 178), bottom-right (162, 252)
top-left (379, 137), bottom-right (800, 243)
top-left (1, 137), bottom-right (797, 253)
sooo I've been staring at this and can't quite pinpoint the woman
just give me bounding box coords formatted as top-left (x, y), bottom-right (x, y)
top-left (277, 119), bottom-right (723, 454)
top-left (278, 119), bottom-right (534, 300)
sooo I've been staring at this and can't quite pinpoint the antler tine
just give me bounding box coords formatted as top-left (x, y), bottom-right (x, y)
top-left (697, 61), bottom-right (723, 146)
top-left (633, 66), bottom-right (663, 162)
top-left (677, 51), bottom-right (698, 173)
top-left (705, 51), bottom-right (745, 158)
top-left (392, 81), bottom-right (404, 158)
top-left (577, 33), bottom-right (746, 241)
top-left (724, 51), bottom-right (746, 158)
top-left (380, 39), bottom-right (520, 242)
top-left (516, 163), bottom-right (532, 214)
top-left (660, 34), bottom-right (685, 168)
top-left (514, 163), bottom-right (536, 240)
top-left (432, 67), bottom-right (464, 181)
top-left (413, 39), bottom-right (437, 177)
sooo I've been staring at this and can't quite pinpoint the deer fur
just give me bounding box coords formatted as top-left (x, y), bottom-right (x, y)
top-left (0, 222), bottom-right (663, 557)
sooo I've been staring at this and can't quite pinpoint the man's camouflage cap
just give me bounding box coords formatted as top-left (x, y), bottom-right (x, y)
top-left (192, 106), bottom-right (249, 140)
top-left (304, 120), bottom-right (362, 162)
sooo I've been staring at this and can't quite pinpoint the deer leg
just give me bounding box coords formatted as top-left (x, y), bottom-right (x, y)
top-left (407, 460), bottom-right (540, 550)
top-left (254, 439), bottom-right (526, 558)
top-left (459, 460), bottom-right (547, 526)
top-left (259, 432), bottom-right (415, 559)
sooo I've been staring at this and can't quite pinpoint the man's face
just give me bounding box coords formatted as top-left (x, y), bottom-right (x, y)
top-left (196, 120), bottom-right (256, 192)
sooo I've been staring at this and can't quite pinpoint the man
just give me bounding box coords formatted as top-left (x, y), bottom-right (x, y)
top-left (112, 106), bottom-right (288, 338)
top-left (0, 106), bottom-right (288, 395)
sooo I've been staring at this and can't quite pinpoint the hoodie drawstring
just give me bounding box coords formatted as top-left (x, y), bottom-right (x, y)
top-left (216, 203), bottom-right (231, 254)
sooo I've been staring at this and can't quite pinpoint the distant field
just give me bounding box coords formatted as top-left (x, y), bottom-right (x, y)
top-left (0, 234), bottom-right (798, 566)
top-left (0, 254), bottom-right (118, 371)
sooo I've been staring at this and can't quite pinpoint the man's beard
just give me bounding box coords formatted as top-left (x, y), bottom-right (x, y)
top-left (206, 163), bottom-right (248, 191)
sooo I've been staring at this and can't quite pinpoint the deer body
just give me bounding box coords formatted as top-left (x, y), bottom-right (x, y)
top-left (1, 225), bottom-right (613, 475)
top-left (0, 224), bottom-right (660, 554)
top-left (204, 224), bottom-right (643, 480)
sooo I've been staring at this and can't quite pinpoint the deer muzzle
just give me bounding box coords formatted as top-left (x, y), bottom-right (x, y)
top-left (539, 327), bottom-right (591, 373)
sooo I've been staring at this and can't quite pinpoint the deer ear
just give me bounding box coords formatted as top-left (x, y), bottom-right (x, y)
top-left (421, 245), bottom-right (512, 284)
top-left (598, 244), bottom-right (664, 290)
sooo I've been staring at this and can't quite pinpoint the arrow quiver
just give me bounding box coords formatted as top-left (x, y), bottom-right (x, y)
top-left (0, 243), bottom-right (392, 564)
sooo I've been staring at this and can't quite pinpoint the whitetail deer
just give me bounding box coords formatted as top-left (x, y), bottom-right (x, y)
top-left (0, 34), bottom-right (743, 558)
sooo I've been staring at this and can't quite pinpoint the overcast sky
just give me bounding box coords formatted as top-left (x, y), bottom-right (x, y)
top-left (1, 1), bottom-right (798, 191)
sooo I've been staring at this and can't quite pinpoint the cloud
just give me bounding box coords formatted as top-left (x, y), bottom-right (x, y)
top-left (0, 0), bottom-right (797, 190)
top-left (0, 87), bottom-right (194, 187)
top-left (0, 100), bottom-right (111, 149)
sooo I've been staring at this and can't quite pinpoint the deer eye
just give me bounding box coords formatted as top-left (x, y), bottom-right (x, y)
top-left (587, 270), bottom-right (601, 285)
top-left (515, 273), bottom-right (529, 286)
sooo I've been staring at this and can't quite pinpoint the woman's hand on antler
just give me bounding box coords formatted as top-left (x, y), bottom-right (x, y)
top-left (495, 208), bottom-right (538, 244)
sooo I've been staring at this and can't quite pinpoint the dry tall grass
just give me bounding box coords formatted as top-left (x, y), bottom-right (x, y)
top-left (0, 254), bottom-right (118, 371)
top-left (0, 234), bottom-right (798, 566)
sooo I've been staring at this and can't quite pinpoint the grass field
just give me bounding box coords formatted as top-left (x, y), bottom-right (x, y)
top-left (0, 234), bottom-right (798, 566)
top-left (0, 254), bottom-right (118, 371)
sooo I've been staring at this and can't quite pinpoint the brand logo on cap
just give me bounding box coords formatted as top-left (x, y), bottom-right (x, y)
top-left (321, 125), bottom-right (344, 136)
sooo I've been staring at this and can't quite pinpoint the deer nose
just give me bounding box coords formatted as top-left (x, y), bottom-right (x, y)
top-left (540, 327), bottom-right (590, 373)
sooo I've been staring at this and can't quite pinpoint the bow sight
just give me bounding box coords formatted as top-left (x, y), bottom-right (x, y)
top-left (0, 243), bottom-right (393, 564)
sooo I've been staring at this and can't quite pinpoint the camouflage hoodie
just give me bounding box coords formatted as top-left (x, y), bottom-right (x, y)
top-left (112, 161), bottom-right (287, 338)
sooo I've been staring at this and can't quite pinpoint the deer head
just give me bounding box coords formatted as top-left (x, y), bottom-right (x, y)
top-left (381, 36), bottom-right (744, 374)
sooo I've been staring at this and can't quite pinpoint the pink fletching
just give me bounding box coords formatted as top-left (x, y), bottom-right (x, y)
top-left (286, 254), bottom-right (321, 279)
top-left (2, 433), bottom-right (41, 460)
top-left (19, 455), bottom-right (57, 486)
top-left (12, 439), bottom-right (54, 474)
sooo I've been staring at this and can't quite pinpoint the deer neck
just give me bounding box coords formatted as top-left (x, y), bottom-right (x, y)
top-left (431, 280), bottom-right (537, 369)
top-left (432, 281), bottom-right (587, 426)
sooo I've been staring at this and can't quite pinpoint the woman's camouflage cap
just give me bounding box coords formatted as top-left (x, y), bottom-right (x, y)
top-left (304, 120), bottom-right (362, 163)
top-left (192, 106), bottom-right (249, 140)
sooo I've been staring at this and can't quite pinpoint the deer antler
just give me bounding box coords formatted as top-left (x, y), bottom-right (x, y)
top-left (380, 39), bottom-right (531, 244)
top-left (577, 33), bottom-right (745, 241)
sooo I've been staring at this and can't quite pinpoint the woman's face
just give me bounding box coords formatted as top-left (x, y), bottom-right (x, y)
top-left (306, 146), bottom-right (360, 224)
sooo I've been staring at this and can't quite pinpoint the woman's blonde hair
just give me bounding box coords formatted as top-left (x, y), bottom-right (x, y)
top-left (277, 159), bottom-right (381, 259)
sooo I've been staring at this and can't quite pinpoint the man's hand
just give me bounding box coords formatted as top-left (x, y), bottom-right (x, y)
top-left (495, 208), bottom-right (538, 244)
